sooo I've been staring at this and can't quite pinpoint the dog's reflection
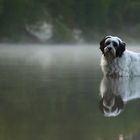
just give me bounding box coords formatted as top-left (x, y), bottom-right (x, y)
top-left (99, 77), bottom-right (140, 117)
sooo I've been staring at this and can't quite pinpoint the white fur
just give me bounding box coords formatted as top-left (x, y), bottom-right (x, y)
top-left (105, 36), bottom-right (120, 45)
top-left (100, 77), bottom-right (140, 103)
top-left (101, 50), bottom-right (140, 76)
top-left (100, 77), bottom-right (140, 117)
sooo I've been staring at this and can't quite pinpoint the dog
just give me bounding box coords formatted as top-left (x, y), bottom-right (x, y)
top-left (100, 35), bottom-right (140, 76)
top-left (99, 77), bottom-right (140, 117)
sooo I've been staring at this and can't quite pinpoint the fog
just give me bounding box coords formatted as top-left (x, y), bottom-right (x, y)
top-left (0, 44), bottom-right (100, 66)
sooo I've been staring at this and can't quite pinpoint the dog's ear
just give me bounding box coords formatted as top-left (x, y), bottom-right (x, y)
top-left (100, 36), bottom-right (111, 53)
top-left (114, 95), bottom-right (124, 110)
top-left (100, 36), bottom-right (110, 53)
top-left (99, 98), bottom-right (104, 113)
top-left (120, 41), bottom-right (126, 48)
top-left (116, 41), bottom-right (126, 57)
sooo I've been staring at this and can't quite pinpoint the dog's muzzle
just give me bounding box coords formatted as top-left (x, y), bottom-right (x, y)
top-left (104, 47), bottom-right (112, 53)
top-left (104, 46), bottom-right (116, 57)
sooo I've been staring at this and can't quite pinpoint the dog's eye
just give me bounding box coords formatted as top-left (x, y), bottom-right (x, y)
top-left (106, 41), bottom-right (110, 45)
top-left (113, 42), bottom-right (118, 47)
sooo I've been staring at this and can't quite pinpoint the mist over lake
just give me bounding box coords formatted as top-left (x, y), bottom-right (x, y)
top-left (0, 44), bottom-right (140, 140)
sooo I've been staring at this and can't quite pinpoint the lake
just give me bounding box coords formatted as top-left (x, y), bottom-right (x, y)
top-left (0, 44), bottom-right (140, 140)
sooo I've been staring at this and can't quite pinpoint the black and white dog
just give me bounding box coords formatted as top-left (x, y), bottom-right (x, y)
top-left (100, 36), bottom-right (140, 76)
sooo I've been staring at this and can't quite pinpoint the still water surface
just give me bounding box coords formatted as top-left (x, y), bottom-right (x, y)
top-left (0, 44), bottom-right (140, 140)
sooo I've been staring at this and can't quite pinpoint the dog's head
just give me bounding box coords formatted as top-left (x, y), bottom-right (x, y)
top-left (100, 36), bottom-right (126, 58)
top-left (99, 95), bottom-right (124, 117)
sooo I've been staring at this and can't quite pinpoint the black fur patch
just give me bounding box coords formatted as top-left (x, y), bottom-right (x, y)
top-left (100, 36), bottom-right (111, 54)
top-left (116, 41), bottom-right (126, 57)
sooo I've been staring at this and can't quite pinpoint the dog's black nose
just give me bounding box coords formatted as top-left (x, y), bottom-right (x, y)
top-left (108, 47), bottom-right (112, 51)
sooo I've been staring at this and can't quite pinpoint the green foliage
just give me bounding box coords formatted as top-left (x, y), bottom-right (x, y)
top-left (0, 0), bottom-right (140, 42)
top-left (123, 2), bottom-right (140, 25)
top-left (0, 0), bottom-right (3, 15)
top-left (1, 0), bottom-right (46, 23)
top-left (52, 22), bottom-right (75, 43)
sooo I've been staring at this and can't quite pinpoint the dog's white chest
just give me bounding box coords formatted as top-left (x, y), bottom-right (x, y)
top-left (101, 51), bottom-right (131, 76)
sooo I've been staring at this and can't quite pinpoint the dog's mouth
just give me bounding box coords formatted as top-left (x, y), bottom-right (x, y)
top-left (104, 46), bottom-right (116, 58)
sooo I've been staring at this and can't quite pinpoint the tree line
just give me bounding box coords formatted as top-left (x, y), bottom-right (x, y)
top-left (0, 0), bottom-right (140, 43)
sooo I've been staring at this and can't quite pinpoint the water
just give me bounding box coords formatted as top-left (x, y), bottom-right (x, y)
top-left (0, 44), bottom-right (140, 140)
